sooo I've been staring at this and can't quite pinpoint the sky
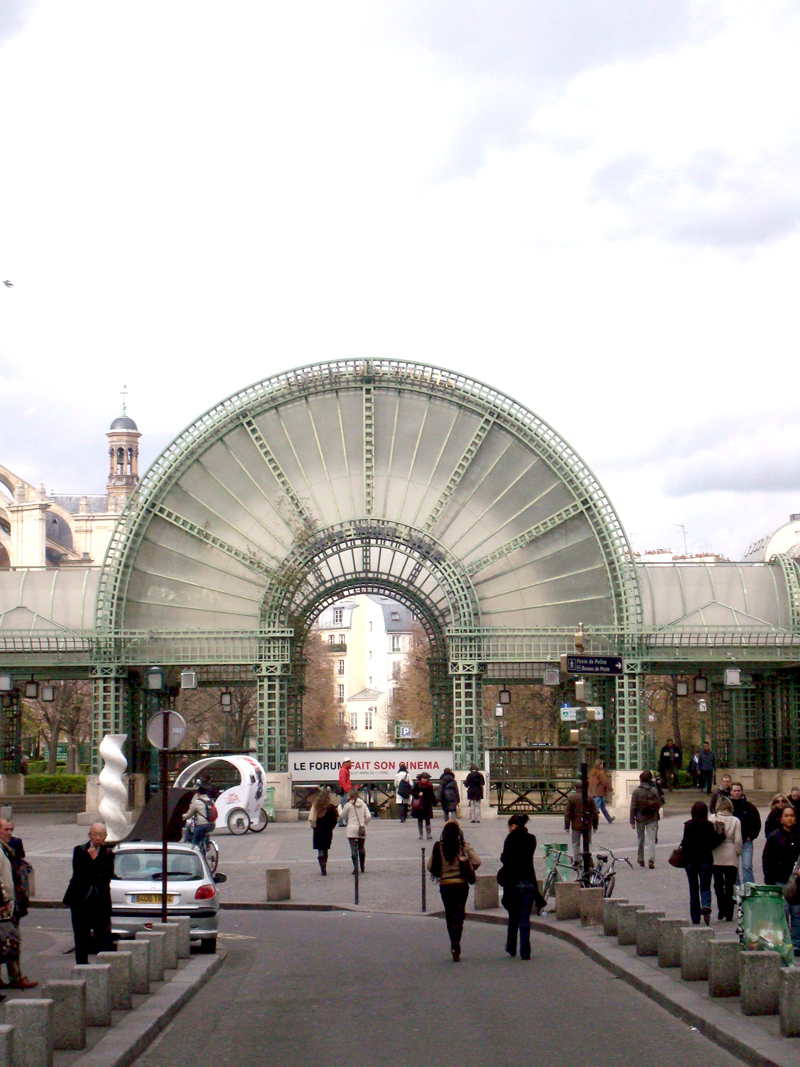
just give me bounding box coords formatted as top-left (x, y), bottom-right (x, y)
top-left (0, 1), bottom-right (797, 560)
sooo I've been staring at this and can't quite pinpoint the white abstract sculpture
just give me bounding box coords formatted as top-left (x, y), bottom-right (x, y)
top-left (98, 733), bottom-right (129, 843)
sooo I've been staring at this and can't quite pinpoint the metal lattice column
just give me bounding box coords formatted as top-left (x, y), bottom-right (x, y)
top-left (451, 670), bottom-right (483, 770)
top-left (429, 658), bottom-right (451, 747)
top-left (257, 670), bottom-right (290, 772)
top-left (91, 667), bottom-right (127, 772)
top-left (614, 668), bottom-right (645, 770)
top-left (0, 690), bottom-right (22, 775)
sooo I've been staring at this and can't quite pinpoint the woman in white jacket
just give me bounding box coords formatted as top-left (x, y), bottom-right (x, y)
top-left (340, 789), bottom-right (371, 874)
top-left (711, 796), bottom-right (742, 921)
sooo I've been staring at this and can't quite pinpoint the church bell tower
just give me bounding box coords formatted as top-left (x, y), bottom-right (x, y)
top-left (106, 391), bottom-right (141, 507)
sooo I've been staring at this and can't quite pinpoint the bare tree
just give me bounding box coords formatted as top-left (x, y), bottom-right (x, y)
top-left (481, 683), bottom-right (561, 748)
top-left (176, 686), bottom-right (257, 750)
top-left (391, 622), bottom-right (434, 745)
top-left (302, 632), bottom-right (348, 748)
top-left (24, 680), bottom-right (92, 772)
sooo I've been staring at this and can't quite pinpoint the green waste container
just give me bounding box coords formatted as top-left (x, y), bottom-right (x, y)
top-left (741, 884), bottom-right (793, 965)
top-left (263, 786), bottom-right (276, 821)
top-left (544, 842), bottom-right (570, 883)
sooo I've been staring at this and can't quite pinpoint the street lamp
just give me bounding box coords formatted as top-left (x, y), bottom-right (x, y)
top-left (41, 684), bottom-right (56, 703)
top-left (181, 670), bottom-right (198, 690)
top-left (494, 702), bottom-right (504, 748)
top-left (146, 666), bottom-right (165, 691)
top-left (220, 690), bottom-right (233, 709)
top-left (24, 679), bottom-right (39, 700)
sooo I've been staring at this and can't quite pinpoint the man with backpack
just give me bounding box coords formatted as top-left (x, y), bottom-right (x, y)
top-left (438, 768), bottom-right (460, 823)
top-left (630, 770), bottom-right (663, 868)
top-left (182, 782), bottom-right (217, 848)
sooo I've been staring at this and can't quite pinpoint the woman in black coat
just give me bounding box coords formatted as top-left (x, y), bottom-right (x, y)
top-left (308, 788), bottom-right (339, 876)
top-left (498, 814), bottom-right (546, 960)
top-left (680, 801), bottom-right (725, 925)
top-left (412, 773), bottom-right (435, 841)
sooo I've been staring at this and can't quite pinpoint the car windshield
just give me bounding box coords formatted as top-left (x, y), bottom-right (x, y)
top-left (113, 850), bottom-right (204, 882)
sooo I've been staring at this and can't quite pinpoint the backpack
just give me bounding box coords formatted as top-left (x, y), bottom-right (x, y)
top-left (205, 800), bottom-right (219, 823)
top-left (637, 788), bottom-right (661, 817)
top-left (397, 775), bottom-right (412, 799)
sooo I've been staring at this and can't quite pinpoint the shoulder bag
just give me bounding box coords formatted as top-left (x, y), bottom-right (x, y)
top-left (458, 850), bottom-right (477, 885)
top-left (668, 845), bottom-right (684, 868)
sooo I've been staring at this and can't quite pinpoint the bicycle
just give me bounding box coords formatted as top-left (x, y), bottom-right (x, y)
top-left (184, 818), bottom-right (219, 874)
top-left (541, 850), bottom-right (580, 901)
top-left (579, 849), bottom-right (633, 898)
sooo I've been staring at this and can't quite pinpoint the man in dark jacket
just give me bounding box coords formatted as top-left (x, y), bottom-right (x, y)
top-left (438, 769), bottom-right (460, 823)
top-left (464, 764), bottom-right (485, 824)
top-left (709, 774), bottom-right (732, 814)
top-left (658, 738), bottom-right (683, 791)
top-left (762, 805), bottom-right (800, 954)
top-left (630, 770), bottom-right (663, 868)
top-left (63, 823), bottom-right (116, 965)
top-left (730, 782), bottom-right (761, 885)
top-left (697, 742), bottom-right (715, 794)
top-left (564, 789), bottom-right (599, 865)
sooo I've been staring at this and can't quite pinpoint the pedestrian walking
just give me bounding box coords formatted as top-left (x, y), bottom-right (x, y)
top-left (709, 774), bottom-right (732, 814)
top-left (394, 763), bottom-right (412, 823)
top-left (339, 789), bottom-right (370, 874)
top-left (680, 801), bottom-right (725, 925)
top-left (688, 748), bottom-right (701, 788)
top-left (411, 772), bottom-right (435, 839)
top-left (63, 823), bottom-right (117, 965)
top-left (438, 768), bottom-right (460, 823)
top-left (629, 770), bottom-right (662, 868)
top-left (427, 820), bottom-right (481, 962)
top-left (308, 788), bottom-right (339, 875)
top-left (789, 786), bottom-right (800, 819)
top-left (697, 741), bottom-right (715, 794)
top-left (710, 797), bottom-right (741, 921)
top-left (762, 805), bottom-right (800, 956)
top-left (765, 793), bottom-right (790, 838)
top-left (337, 759), bottom-right (353, 826)
top-left (498, 814), bottom-right (546, 960)
top-left (465, 764), bottom-right (485, 823)
top-left (0, 819), bottom-right (36, 990)
top-left (588, 759), bottom-right (615, 824)
top-left (658, 738), bottom-right (683, 791)
top-left (729, 782), bottom-right (761, 885)
top-left (564, 787), bottom-right (598, 865)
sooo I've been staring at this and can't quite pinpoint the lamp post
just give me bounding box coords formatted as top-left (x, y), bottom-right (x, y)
top-left (145, 667), bottom-right (169, 922)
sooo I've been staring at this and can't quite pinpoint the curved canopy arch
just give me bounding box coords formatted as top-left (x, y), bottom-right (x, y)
top-left (97, 359), bottom-right (640, 642)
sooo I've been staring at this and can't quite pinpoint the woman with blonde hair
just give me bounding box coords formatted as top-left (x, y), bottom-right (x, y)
top-left (711, 796), bottom-right (742, 921)
top-left (588, 759), bottom-right (614, 824)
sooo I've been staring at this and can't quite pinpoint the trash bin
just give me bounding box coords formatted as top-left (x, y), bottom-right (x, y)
top-left (741, 884), bottom-right (793, 965)
top-left (263, 786), bottom-right (275, 821)
top-left (544, 842), bottom-right (570, 883)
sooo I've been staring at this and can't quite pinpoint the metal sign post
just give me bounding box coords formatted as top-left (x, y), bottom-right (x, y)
top-left (146, 709), bottom-right (188, 924)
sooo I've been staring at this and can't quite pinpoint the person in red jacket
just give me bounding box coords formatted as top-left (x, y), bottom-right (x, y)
top-left (337, 760), bottom-right (353, 826)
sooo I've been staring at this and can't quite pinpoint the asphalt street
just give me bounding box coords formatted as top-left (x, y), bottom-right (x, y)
top-left (131, 910), bottom-right (745, 1067)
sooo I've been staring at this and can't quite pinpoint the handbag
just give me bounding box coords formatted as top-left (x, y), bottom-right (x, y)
top-left (668, 845), bottom-right (684, 868)
top-left (458, 851), bottom-right (476, 885)
top-left (496, 865), bottom-right (510, 888)
top-left (0, 919), bottom-right (20, 964)
top-left (411, 796), bottom-right (424, 816)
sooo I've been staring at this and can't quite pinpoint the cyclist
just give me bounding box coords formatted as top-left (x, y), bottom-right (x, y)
top-left (182, 782), bottom-right (217, 849)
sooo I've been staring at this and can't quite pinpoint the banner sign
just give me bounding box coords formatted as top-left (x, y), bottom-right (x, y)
top-left (288, 749), bottom-right (455, 783)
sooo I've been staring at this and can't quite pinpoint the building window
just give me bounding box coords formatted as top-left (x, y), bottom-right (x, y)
top-left (391, 661), bottom-right (401, 680)
top-left (337, 660), bottom-right (345, 676)
top-left (387, 687), bottom-right (394, 706)
top-left (368, 651), bottom-right (372, 660)
top-left (368, 676), bottom-right (372, 687)
top-left (350, 710), bottom-right (358, 730)
top-left (328, 634), bottom-right (336, 645)
top-left (333, 609), bottom-right (343, 625)
top-left (369, 621), bottom-right (373, 632)
top-left (391, 635), bottom-right (401, 652)
top-left (337, 685), bottom-right (345, 703)
top-left (338, 634), bottom-right (345, 644)
top-left (365, 707), bottom-right (374, 730)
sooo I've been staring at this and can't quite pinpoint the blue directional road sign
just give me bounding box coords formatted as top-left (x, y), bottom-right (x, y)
top-left (564, 655), bottom-right (623, 676)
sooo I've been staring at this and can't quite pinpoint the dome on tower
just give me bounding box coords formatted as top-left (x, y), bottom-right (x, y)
top-left (110, 415), bottom-right (138, 431)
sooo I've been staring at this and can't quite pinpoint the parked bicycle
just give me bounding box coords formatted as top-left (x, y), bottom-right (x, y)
top-left (184, 817), bottom-right (220, 874)
top-left (541, 850), bottom-right (580, 901)
top-left (579, 849), bottom-right (633, 898)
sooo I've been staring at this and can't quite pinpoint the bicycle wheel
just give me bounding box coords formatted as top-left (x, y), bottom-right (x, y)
top-left (227, 808), bottom-right (250, 835)
top-left (249, 808), bottom-right (269, 833)
top-left (542, 870), bottom-right (557, 900)
top-left (583, 869), bottom-right (604, 890)
top-left (205, 838), bottom-right (219, 874)
top-left (603, 873), bottom-right (616, 899)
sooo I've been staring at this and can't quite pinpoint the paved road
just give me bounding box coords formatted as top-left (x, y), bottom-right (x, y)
top-left (132, 910), bottom-right (744, 1067)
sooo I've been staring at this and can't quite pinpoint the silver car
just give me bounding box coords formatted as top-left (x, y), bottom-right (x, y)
top-left (110, 841), bottom-right (226, 953)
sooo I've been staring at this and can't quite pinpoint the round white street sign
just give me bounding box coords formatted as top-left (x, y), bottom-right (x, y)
top-left (146, 710), bottom-right (188, 751)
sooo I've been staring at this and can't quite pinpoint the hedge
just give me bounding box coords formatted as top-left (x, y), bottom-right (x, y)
top-left (24, 774), bottom-right (87, 795)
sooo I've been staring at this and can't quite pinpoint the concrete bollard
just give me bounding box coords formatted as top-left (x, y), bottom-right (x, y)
top-left (616, 903), bottom-right (644, 946)
top-left (41, 980), bottom-right (86, 1050)
top-left (149, 924), bottom-right (179, 970)
top-left (740, 951), bottom-right (781, 1015)
top-left (135, 931), bottom-right (165, 982)
top-left (708, 940), bottom-right (741, 998)
top-left (473, 874), bottom-right (499, 911)
top-left (635, 910), bottom-right (665, 956)
top-left (71, 965), bottom-right (112, 1027)
top-left (0, 1025), bottom-right (12, 1067)
top-left (266, 868), bottom-right (291, 901)
top-left (780, 967), bottom-right (800, 1036)
top-left (97, 951), bottom-right (132, 1010)
top-left (171, 916), bottom-right (192, 959)
top-left (554, 881), bottom-right (580, 920)
top-left (124, 939), bottom-right (151, 995)
top-left (680, 927), bottom-right (715, 982)
top-left (579, 888), bottom-right (604, 927)
top-left (5, 999), bottom-right (54, 1067)
top-left (602, 898), bottom-right (628, 937)
top-left (657, 918), bottom-right (689, 968)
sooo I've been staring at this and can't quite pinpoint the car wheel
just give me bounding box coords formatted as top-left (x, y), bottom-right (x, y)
top-left (227, 808), bottom-right (250, 835)
top-left (249, 808), bottom-right (269, 833)
top-left (199, 936), bottom-right (217, 954)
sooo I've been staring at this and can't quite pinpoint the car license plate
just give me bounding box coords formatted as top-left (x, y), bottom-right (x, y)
top-left (134, 894), bottom-right (175, 904)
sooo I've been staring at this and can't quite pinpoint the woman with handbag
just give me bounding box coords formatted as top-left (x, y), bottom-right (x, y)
top-left (427, 820), bottom-right (481, 962)
top-left (679, 801), bottom-right (726, 925)
top-left (411, 772), bottom-right (435, 840)
top-left (498, 813), bottom-right (546, 960)
top-left (308, 788), bottom-right (339, 876)
top-left (710, 797), bottom-right (742, 921)
top-left (394, 763), bottom-right (412, 824)
top-left (340, 789), bottom-right (370, 875)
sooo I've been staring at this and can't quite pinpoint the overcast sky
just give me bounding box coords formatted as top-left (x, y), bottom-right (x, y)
top-left (1, 1), bottom-right (797, 560)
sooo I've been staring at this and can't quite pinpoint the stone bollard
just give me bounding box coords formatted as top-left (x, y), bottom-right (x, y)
top-left (171, 916), bottom-right (192, 959)
top-left (554, 881), bottom-right (581, 920)
top-left (740, 951), bottom-right (781, 1015)
top-left (779, 967), bottom-right (800, 1036)
top-left (266, 868), bottom-right (291, 901)
top-left (635, 910), bottom-right (665, 956)
top-left (473, 874), bottom-right (499, 911)
top-left (657, 919), bottom-right (689, 968)
top-left (0, 1025), bottom-right (12, 1067)
top-left (125, 939), bottom-right (151, 995)
top-left (5, 999), bottom-right (54, 1067)
top-left (72, 965), bottom-right (112, 1027)
top-left (135, 930), bottom-right (165, 983)
top-left (579, 888), bottom-right (604, 927)
top-left (680, 927), bottom-right (715, 982)
top-left (149, 923), bottom-right (179, 970)
top-left (708, 940), bottom-right (741, 998)
top-left (602, 898), bottom-right (628, 937)
top-left (97, 951), bottom-right (133, 1010)
top-left (41, 980), bottom-right (86, 1050)
top-left (616, 903), bottom-right (644, 946)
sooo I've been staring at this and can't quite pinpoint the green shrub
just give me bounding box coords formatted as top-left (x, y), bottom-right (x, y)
top-left (26, 761), bottom-right (48, 775)
top-left (24, 774), bottom-right (87, 795)
top-left (676, 770), bottom-right (694, 789)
